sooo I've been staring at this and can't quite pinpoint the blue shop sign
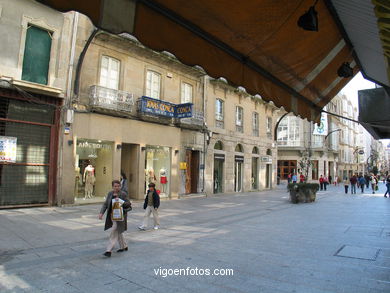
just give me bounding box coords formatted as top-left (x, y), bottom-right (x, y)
top-left (139, 96), bottom-right (193, 118)
top-left (175, 103), bottom-right (193, 118)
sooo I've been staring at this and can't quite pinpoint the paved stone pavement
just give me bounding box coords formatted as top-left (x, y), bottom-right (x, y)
top-left (0, 183), bottom-right (389, 293)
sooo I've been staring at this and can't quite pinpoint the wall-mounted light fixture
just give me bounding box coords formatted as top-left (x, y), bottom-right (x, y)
top-left (175, 149), bottom-right (179, 155)
top-left (337, 62), bottom-right (353, 78)
top-left (141, 146), bottom-right (146, 151)
top-left (116, 144), bottom-right (122, 150)
top-left (297, 0), bottom-right (319, 31)
top-left (68, 140), bottom-right (73, 146)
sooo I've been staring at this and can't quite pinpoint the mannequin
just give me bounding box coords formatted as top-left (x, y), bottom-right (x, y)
top-left (146, 167), bottom-right (156, 184)
top-left (83, 164), bottom-right (95, 199)
top-left (160, 168), bottom-right (167, 193)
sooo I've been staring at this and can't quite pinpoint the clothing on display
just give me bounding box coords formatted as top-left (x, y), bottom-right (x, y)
top-left (83, 164), bottom-right (96, 199)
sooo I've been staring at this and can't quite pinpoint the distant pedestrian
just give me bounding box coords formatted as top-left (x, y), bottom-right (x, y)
top-left (299, 173), bottom-right (305, 183)
top-left (343, 177), bottom-right (349, 194)
top-left (287, 173), bottom-right (292, 184)
top-left (328, 175), bottom-right (332, 187)
top-left (99, 180), bottom-right (131, 257)
top-left (364, 174), bottom-right (370, 189)
top-left (384, 175), bottom-right (390, 198)
top-left (292, 174), bottom-right (297, 184)
top-left (350, 175), bottom-right (357, 194)
top-left (138, 183), bottom-right (160, 230)
top-left (323, 176), bottom-right (329, 191)
top-left (334, 176), bottom-right (339, 186)
top-left (358, 176), bottom-right (366, 193)
top-left (120, 171), bottom-right (128, 195)
top-left (319, 175), bottom-right (324, 190)
top-left (371, 174), bottom-right (378, 194)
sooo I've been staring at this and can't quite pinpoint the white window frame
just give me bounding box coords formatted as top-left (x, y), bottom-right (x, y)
top-left (146, 70), bottom-right (161, 99)
top-left (236, 106), bottom-right (243, 126)
top-left (99, 56), bottom-right (120, 90)
top-left (215, 99), bottom-right (224, 121)
top-left (252, 112), bottom-right (259, 136)
top-left (181, 82), bottom-right (193, 104)
top-left (266, 117), bottom-right (272, 134)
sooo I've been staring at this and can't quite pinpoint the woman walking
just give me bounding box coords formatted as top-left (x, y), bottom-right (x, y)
top-left (384, 174), bottom-right (390, 198)
top-left (99, 180), bottom-right (131, 257)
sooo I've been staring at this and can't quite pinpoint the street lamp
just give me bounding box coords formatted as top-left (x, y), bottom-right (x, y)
top-left (324, 129), bottom-right (341, 141)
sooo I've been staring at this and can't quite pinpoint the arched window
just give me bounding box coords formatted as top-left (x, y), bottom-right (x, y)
top-left (214, 141), bottom-right (223, 150)
top-left (235, 144), bottom-right (244, 152)
top-left (252, 147), bottom-right (259, 154)
top-left (266, 149), bottom-right (272, 155)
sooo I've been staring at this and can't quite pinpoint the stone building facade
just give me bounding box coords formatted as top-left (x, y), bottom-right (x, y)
top-left (204, 79), bottom-right (278, 194)
top-left (0, 0), bottom-right (74, 207)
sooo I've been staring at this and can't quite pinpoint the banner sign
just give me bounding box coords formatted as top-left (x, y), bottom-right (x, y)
top-left (0, 136), bottom-right (17, 163)
top-left (313, 112), bottom-right (328, 136)
top-left (139, 96), bottom-right (193, 118)
top-left (175, 103), bottom-right (193, 118)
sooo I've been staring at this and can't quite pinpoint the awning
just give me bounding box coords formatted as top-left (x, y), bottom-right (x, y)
top-left (358, 87), bottom-right (390, 139)
top-left (328, 0), bottom-right (390, 88)
top-left (37, 0), bottom-right (363, 122)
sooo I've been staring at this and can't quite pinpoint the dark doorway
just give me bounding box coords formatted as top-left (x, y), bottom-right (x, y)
top-left (185, 150), bottom-right (200, 194)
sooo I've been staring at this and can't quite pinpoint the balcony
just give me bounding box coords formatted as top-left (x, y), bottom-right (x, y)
top-left (177, 109), bottom-right (204, 130)
top-left (89, 85), bottom-right (134, 116)
top-left (236, 125), bottom-right (243, 133)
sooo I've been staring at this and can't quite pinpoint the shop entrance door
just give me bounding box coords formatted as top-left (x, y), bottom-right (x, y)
top-left (120, 143), bottom-right (139, 199)
top-left (185, 150), bottom-right (200, 194)
top-left (213, 155), bottom-right (224, 193)
top-left (266, 164), bottom-right (272, 188)
top-left (234, 156), bottom-right (244, 192)
top-left (252, 157), bottom-right (258, 190)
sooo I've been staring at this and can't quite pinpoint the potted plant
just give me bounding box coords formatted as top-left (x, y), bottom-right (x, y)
top-left (288, 150), bottom-right (319, 203)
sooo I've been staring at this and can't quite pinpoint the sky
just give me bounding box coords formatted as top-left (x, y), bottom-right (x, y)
top-left (339, 73), bottom-right (389, 147)
top-left (339, 72), bottom-right (376, 107)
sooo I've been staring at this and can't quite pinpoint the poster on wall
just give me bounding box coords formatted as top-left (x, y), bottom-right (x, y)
top-left (0, 136), bottom-right (17, 163)
top-left (313, 112), bottom-right (328, 136)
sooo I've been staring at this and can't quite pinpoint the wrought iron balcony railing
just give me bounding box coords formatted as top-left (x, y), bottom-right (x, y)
top-left (89, 85), bottom-right (134, 114)
top-left (179, 109), bottom-right (204, 126)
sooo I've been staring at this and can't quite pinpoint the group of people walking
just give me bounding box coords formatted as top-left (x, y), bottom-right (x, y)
top-left (342, 173), bottom-right (387, 195)
top-left (99, 174), bottom-right (160, 257)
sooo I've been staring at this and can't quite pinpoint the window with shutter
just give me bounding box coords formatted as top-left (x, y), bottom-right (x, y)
top-left (22, 25), bottom-right (52, 85)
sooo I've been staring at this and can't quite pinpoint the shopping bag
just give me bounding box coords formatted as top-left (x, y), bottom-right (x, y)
top-left (111, 198), bottom-right (124, 221)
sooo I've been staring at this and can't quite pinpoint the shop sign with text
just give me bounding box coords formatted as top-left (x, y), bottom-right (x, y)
top-left (139, 96), bottom-right (193, 118)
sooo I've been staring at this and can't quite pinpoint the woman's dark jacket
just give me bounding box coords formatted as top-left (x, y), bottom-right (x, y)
top-left (143, 190), bottom-right (160, 209)
top-left (100, 190), bottom-right (129, 233)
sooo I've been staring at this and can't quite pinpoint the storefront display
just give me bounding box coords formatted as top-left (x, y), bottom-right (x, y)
top-left (75, 139), bottom-right (113, 200)
top-left (145, 146), bottom-right (170, 197)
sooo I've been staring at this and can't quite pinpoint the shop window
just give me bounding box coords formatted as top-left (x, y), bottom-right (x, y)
top-left (181, 82), bottom-right (193, 103)
top-left (75, 140), bottom-right (113, 199)
top-left (22, 25), bottom-right (52, 85)
top-left (145, 146), bottom-right (170, 197)
top-left (146, 70), bottom-right (161, 99)
top-left (99, 56), bottom-right (120, 90)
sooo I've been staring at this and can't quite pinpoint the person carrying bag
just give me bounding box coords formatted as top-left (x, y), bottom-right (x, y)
top-left (99, 180), bottom-right (131, 257)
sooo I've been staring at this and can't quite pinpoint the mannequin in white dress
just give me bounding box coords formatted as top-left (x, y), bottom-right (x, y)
top-left (83, 164), bottom-right (95, 199)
